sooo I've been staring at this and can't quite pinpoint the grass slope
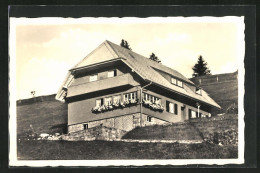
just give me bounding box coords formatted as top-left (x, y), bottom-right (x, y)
top-left (17, 140), bottom-right (237, 160)
top-left (190, 72), bottom-right (238, 113)
top-left (122, 114), bottom-right (238, 140)
top-left (201, 81), bottom-right (238, 112)
top-left (17, 97), bottom-right (67, 138)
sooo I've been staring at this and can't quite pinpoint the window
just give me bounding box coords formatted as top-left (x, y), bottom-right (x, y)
top-left (96, 99), bottom-right (102, 107)
top-left (143, 93), bottom-right (161, 103)
top-left (113, 95), bottom-right (121, 104)
top-left (104, 97), bottom-right (112, 105)
top-left (155, 97), bottom-right (161, 104)
top-left (83, 124), bottom-right (88, 130)
top-left (171, 77), bottom-right (183, 88)
top-left (107, 70), bottom-right (117, 78)
top-left (169, 102), bottom-right (174, 113)
top-left (124, 92), bottom-right (137, 101)
top-left (148, 95), bottom-right (152, 101)
top-left (174, 104), bottom-right (178, 115)
top-left (166, 101), bottom-right (177, 114)
top-left (89, 74), bottom-right (98, 82)
top-left (124, 93), bottom-right (129, 101)
top-left (196, 87), bottom-right (202, 95)
top-left (142, 93), bottom-right (147, 100)
top-left (191, 110), bottom-right (196, 118)
top-left (130, 92), bottom-right (136, 99)
top-left (171, 78), bottom-right (177, 85)
top-left (177, 80), bottom-right (183, 87)
top-left (147, 116), bottom-right (152, 122)
top-left (152, 96), bottom-right (155, 103)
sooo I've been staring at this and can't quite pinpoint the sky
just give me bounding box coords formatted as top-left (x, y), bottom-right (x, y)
top-left (10, 17), bottom-right (245, 100)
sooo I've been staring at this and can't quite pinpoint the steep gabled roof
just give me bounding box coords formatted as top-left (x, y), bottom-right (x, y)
top-left (56, 40), bottom-right (220, 109)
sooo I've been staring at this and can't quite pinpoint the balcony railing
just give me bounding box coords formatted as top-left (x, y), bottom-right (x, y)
top-left (67, 74), bottom-right (139, 98)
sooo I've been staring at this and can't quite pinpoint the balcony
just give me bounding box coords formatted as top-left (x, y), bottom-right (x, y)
top-left (67, 74), bottom-right (139, 98)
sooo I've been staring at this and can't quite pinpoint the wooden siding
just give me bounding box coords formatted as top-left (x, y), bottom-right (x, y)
top-left (68, 84), bottom-right (211, 126)
top-left (68, 87), bottom-right (140, 125)
top-left (67, 73), bottom-right (139, 98)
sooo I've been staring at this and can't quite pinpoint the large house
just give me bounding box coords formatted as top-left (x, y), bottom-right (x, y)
top-left (56, 40), bottom-right (221, 133)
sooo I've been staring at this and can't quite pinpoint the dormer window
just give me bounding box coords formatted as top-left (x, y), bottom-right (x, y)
top-left (171, 77), bottom-right (183, 88)
top-left (107, 70), bottom-right (117, 78)
top-left (177, 80), bottom-right (183, 87)
top-left (171, 78), bottom-right (177, 85)
top-left (196, 87), bottom-right (202, 95)
top-left (89, 74), bottom-right (98, 82)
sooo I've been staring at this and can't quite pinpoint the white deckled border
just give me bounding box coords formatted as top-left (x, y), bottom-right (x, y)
top-left (9, 16), bottom-right (245, 167)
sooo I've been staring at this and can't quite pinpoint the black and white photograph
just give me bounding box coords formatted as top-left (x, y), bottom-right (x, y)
top-left (8, 6), bottom-right (250, 167)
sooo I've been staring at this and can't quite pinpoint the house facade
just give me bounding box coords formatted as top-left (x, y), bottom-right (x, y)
top-left (56, 40), bottom-right (221, 133)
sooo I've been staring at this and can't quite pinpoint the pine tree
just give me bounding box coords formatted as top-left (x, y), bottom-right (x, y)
top-left (192, 55), bottom-right (211, 77)
top-left (120, 39), bottom-right (132, 50)
top-left (149, 53), bottom-right (161, 63)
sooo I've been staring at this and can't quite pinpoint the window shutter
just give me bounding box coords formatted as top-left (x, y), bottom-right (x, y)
top-left (101, 98), bottom-right (104, 105)
top-left (174, 104), bottom-right (178, 115)
top-left (114, 69), bottom-right (117, 76)
top-left (166, 101), bottom-right (169, 112)
top-left (196, 112), bottom-right (198, 118)
top-left (199, 113), bottom-right (202, 118)
top-left (189, 109), bottom-right (191, 119)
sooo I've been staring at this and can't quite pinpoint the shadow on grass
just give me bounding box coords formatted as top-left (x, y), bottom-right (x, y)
top-left (17, 140), bottom-right (238, 160)
top-left (50, 123), bottom-right (67, 134)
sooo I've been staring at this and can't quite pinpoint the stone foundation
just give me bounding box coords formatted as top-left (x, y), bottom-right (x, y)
top-left (62, 126), bottom-right (127, 141)
top-left (68, 113), bottom-right (168, 133)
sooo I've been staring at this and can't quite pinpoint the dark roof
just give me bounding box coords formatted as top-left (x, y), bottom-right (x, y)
top-left (56, 40), bottom-right (221, 109)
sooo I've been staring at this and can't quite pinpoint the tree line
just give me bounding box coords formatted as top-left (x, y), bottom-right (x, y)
top-left (120, 39), bottom-right (211, 77)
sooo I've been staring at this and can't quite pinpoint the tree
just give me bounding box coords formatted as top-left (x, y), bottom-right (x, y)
top-left (192, 55), bottom-right (211, 77)
top-left (120, 39), bottom-right (132, 50)
top-left (149, 53), bottom-right (161, 63)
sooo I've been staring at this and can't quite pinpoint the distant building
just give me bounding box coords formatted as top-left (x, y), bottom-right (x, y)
top-left (56, 40), bottom-right (221, 133)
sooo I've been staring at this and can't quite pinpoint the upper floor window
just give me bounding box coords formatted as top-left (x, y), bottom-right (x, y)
top-left (166, 101), bottom-right (178, 115)
top-left (142, 93), bottom-right (161, 104)
top-left (89, 74), bottom-right (98, 82)
top-left (177, 80), bottom-right (183, 87)
top-left (171, 77), bottom-right (183, 88)
top-left (196, 87), bottom-right (202, 95)
top-left (107, 70), bottom-right (117, 78)
top-left (130, 92), bottom-right (137, 99)
top-left (104, 97), bottom-right (112, 105)
top-left (171, 78), bottom-right (177, 85)
top-left (96, 99), bottom-right (103, 107)
top-left (124, 92), bottom-right (137, 101)
top-left (155, 97), bottom-right (161, 104)
top-left (113, 95), bottom-right (121, 104)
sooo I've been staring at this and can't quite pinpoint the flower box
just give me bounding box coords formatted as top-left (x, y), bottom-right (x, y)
top-left (142, 99), bottom-right (164, 112)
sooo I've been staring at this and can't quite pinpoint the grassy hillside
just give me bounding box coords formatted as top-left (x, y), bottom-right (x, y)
top-left (190, 72), bottom-right (238, 114)
top-left (201, 81), bottom-right (238, 112)
top-left (122, 114), bottom-right (238, 140)
top-left (17, 95), bottom-right (67, 138)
